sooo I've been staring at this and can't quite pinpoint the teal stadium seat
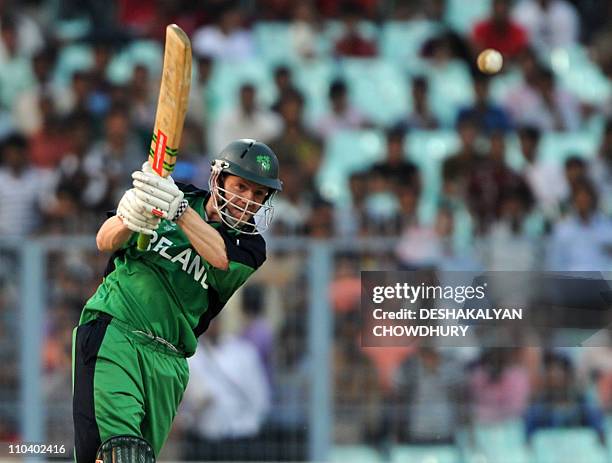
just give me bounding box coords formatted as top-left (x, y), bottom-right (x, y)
top-left (425, 60), bottom-right (475, 127)
top-left (379, 21), bottom-right (442, 73)
top-left (253, 22), bottom-right (293, 64)
top-left (317, 129), bottom-right (384, 204)
top-left (53, 44), bottom-right (94, 86)
top-left (445, 0), bottom-right (491, 34)
top-left (206, 59), bottom-right (275, 121)
top-left (105, 40), bottom-right (164, 85)
top-left (330, 445), bottom-right (381, 462)
top-left (532, 428), bottom-right (607, 463)
top-left (549, 45), bottom-right (612, 105)
top-left (339, 58), bottom-right (408, 125)
top-left (462, 421), bottom-right (530, 463)
top-left (538, 131), bottom-right (600, 163)
top-left (392, 445), bottom-right (461, 463)
top-left (292, 59), bottom-right (335, 124)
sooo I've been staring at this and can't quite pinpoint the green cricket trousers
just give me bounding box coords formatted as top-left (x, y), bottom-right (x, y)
top-left (72, 313), bottom-right (189, 462)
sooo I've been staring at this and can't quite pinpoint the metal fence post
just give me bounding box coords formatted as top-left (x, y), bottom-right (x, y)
top-left (19, 240), bottom-right (44, 443)
top-left (308, 241), bottom-right (332, 462)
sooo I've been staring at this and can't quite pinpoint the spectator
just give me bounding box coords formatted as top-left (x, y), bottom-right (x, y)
top-left (82, 104), bottom-right (143, 207)
top-left (588, 119), bottom-right (612, 214)
top-left (457, 74), bottom-right (513, 134)
top-left (48, 115), bottom-right (108, 232)
top-left (506, 65), bottom-right (581, 131)
top-left (333, 4), bottom-right (377, 58)
top-left (268, 89), bottom-right (323, 189)
top-left (547, 179), bottom-right (612, 270)
top-left (467, 131), bottom-right (530, 232)
top-left (370, 127), bottom-right (420, 193)
top-left (128, 64), bottom-right (156, 133)
top-left (270, 65), bottom-right (298, 114)
top-left (269, 159), bottom-right (311, 236)
top-left (362, 167), bottom-right (401, 236)
top-left (314, 79), bottom-right (368, 139)
top-left (190, 53), bottom-right (219, 129)
top-left (559, 156), bottom-right (589, 214)
top-left (192, 5), bottom-right (254, 61)
top-left (0, 15), bottom-right (35, 110)
top-left (305, 196), bottom-right (335, 238)
top-left (526, 352), bottom-right (606, 444)
top-left (289, 2), bottom-right (320, 60)
top-left (442, 117), bottom-right (485, 202)
top-left (333, 311), bottom-right (383, 444)
top-left (180, 321), bottom-right (271, 461)
top-left (13, 46), bottom-right (60, 136)
top-left (393, 346), bottom-right (466, 444)
top-left (0, 133), bottom-right (48, 236)
top-left (518, 125), bottom-right (568, 218)
top-left (472, 0), bottom-right (529, 59)
top-left (481, 188), bottom-right (542, 270)
top-left (469, 348), bottom-right (531, 424)
top-left (240, 285), bottom-right (274, 388)
top-left (335, 170), bottom-right (368, 237)
top-left (513, 0), bottom-right (579, 53)
top-left (396, 76), bottom-right (439, 131)
top-left (212, 83), bottom-right (282, 155)
top-left (28, 94), bottom-right (71, 170)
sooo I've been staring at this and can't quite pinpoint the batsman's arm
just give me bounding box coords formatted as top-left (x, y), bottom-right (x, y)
top-left (177, 207), bottom-right (229, 270)
top-left (96, 216), bottom-right (133, 253)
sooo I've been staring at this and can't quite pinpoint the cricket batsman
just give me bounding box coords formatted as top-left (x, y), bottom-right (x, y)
top-left (72, 139), bottom-right (282, 462)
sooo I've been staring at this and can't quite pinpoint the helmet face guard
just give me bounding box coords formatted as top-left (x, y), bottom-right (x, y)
top-left (209, 160), bottom-right (277, 234)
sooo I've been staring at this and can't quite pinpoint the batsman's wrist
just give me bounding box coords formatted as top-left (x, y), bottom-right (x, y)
top-left (172, 199), bottom-right (189, 222)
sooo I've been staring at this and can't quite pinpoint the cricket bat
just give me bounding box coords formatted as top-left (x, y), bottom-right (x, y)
top-left (137, 24), bottom-right (192, 251)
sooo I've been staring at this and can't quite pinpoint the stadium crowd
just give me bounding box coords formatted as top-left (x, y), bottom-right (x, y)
top-left (0, 0), bottom-right (612, 460)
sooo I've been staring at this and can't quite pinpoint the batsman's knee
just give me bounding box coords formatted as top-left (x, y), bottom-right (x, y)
top-left (95, 435), bottom-right (155, 462)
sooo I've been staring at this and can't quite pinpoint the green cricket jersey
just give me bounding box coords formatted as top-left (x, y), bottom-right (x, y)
top-left (81, 184), bottom-right (266, 357)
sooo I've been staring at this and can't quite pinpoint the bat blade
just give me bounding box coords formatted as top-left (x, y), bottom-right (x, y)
top-left (137, 24), bottom-right (192, 251)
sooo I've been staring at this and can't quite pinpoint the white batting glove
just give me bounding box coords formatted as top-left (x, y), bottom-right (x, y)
top-left (117, 189), bottom-right (162, 235)
top-left (132, 162), bottom-right (186, 221)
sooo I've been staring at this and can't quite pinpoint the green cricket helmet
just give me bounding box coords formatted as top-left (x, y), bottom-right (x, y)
top-left (209, 139), bottom-right (282, 234)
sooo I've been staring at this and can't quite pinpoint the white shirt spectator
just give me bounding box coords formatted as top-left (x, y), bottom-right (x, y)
top-left (547, 213), bottom-right (612, 270)
top-left (183, 336), bottom-right (270, 439)
top-left (513, 0), bottom-right (579, 52)
top-left (523, 160), bottom-right (568, 217)
top-left (314, 107), bottom-right (366, 140)
top-left (192, 26), bottom-right (254, 61)
top-left (505, 83), bottom-right (581, 132)
top-left (0, 167), bottom-right (47, 236)
top-left (212, 107), bottom-right (281, 155)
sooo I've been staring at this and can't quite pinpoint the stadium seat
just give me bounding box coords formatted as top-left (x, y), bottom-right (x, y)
top-left (53, 44), bottom-right (94, 85)
top-left (392, 445), bottom-right (461, 463)
top-left (206, 59), bottom-right (276, 121)
top-left (338, 58), bottom-right (408, 125)
top-left (317, 129), bottom-right (384, 203)
top-left (548, 45), bottom-right (612, 105)
top-left (538, 131), bottom-right (600, 163)
top-left (330, 445), bottom-right (382, 462)
top-left (379, 21), bottom-right (442, 72)
top-left (445, 0), bottom-right (491, 34)
top-left (462, 420), bottom-right (530, 463)
top-left (106, 40), bottom-right (164, 85)
top-left (532, 428), bottom-right (607, 463)
top-left (291, 59), bottom-right (335, 124)
top-left (425, 60), bottom-right (475, 127)
top-left (253, 22), bottom-right (294, 64)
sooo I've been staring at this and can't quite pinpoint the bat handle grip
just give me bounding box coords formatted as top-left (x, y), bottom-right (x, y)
top-left (137, 233), bottom-right (151, 251)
